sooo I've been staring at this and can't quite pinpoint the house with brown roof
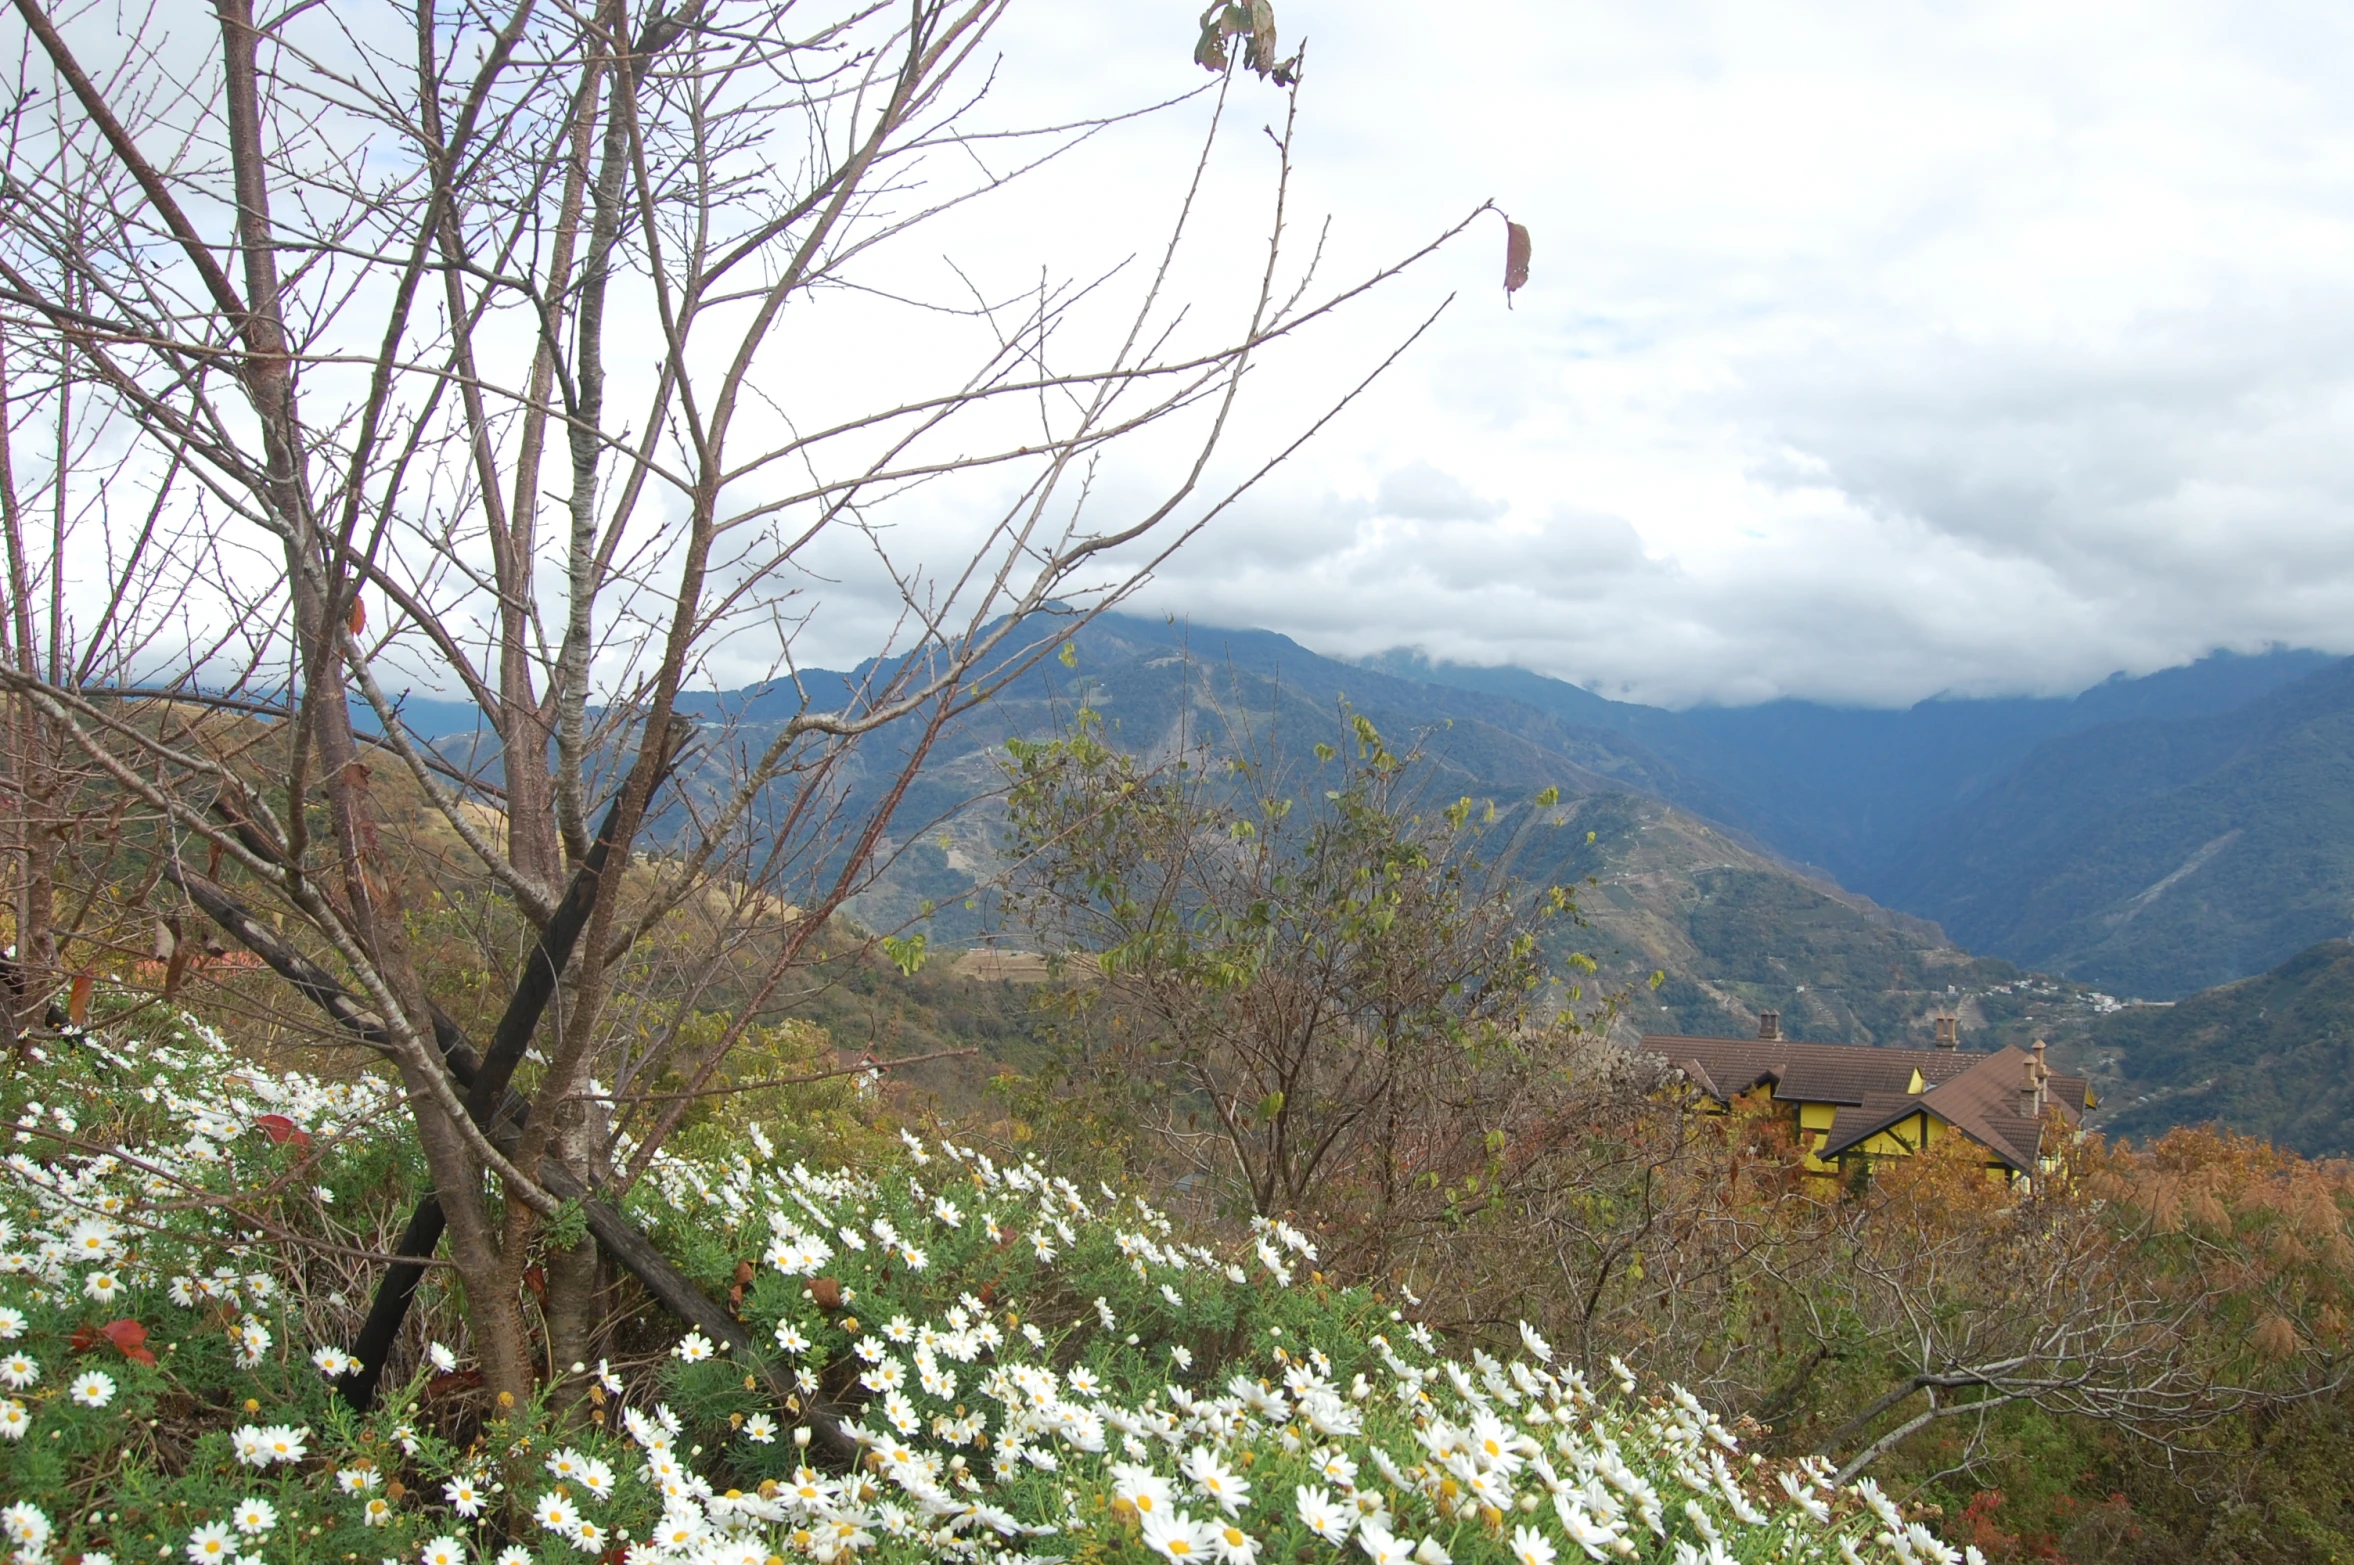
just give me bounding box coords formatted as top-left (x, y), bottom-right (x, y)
top-left (1643, 1012), bottom-right (2096, 1180)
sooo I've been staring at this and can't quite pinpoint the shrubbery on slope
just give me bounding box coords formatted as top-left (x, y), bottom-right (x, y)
top-left (0, 996), bottom-right (1949, 1565)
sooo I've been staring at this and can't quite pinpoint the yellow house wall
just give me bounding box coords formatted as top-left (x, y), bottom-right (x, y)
top-left (1792, 1100), bottom-right (1838, 1172)
top-left (1855, 1113), bottom-right (1931, 1157)
top-left (1701, 1083), bottom-right (2029, 1181)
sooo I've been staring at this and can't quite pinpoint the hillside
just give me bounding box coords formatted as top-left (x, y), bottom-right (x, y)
top-left (2089, 939), bottom-right (2354, 1157)
top-left (1377, 644), bottom-right (2338, 894)
top-left (1879, 658), bottom-right (2354, 998)
top-left (400, 616), bottom-right (2339, 1078)
top-left (714, 615), bottom-right (2117, 1057)
top-left (1360, 643), bottom-right (2354, 1000)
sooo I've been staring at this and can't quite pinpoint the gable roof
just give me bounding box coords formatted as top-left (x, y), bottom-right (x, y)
top-left (1645, 1033), bottom-right (1990, 1105)
top-left (1643, 1031), bottom-right (2092, 1175)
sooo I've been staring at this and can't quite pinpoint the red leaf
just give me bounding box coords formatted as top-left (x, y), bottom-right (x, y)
top-left (66, 972), bottom-right (93, 1026)
top-left (254, 1114), bottom-right (311, 1149)
top-left (810, 1276), bottom-right (842, 1310)
top-left (71, 1319), bottom-right (155, 1365)
top-left (101, 1318), bottom-right (156, 1366)
top-left (1504, 221), bottom-right (1532, 298)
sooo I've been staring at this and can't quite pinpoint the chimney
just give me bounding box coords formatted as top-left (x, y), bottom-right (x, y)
top-left (2020, 1039), bottom-right (2051, 1116)
top-left (1933, 1016), bottom-right (1957, 1050)
top-left (1757, 1011), bottom-right (1781, 1042)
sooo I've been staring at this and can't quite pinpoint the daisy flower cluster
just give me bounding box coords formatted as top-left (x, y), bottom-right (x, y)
top-left (605, 1129), bottom-right (1957, 1565)
top-left (0, 995), bottom-right (1967, 1565)
top-left (0, 999), bottom-right (420, 1565)
top-left (3, 1003), bottom-right (393, 1313)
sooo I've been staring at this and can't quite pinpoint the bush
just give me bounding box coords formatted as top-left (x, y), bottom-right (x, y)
top-left (0, 995), bottom-right (1949, 1565)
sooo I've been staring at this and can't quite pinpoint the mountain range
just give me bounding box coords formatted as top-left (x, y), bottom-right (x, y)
top-left (399, 613), bottom-right (2354, 1148)
top-left (1379, 641), bottom-right (2354, 1000)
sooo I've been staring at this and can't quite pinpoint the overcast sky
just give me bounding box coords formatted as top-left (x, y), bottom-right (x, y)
top-left (900, 0), bottom-right (2354, 708)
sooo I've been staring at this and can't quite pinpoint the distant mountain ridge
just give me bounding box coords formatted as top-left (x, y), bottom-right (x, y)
top-left (383, 618), bottom-right (2354, 1151)
top-left (393, 614), bottom-right (2353, 1009)
top-left (1371, 645), bottom-right (2339, 891)
top-left (1876, 659), bottom-right (2354, 997)
top-left (1366, 642), bottom-right (2352, 999)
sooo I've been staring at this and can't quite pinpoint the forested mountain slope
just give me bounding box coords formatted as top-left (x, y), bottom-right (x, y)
top-left (1878, 658), bottom-right (2354, 997)
top-left (687, 614), bottom-right (2108, 1052)
top-left (1379, 645), bottom-right (2337, 895)
top-left (2092, 939), bottom-right (2354, 1156)
top-left (404, 615), bottom-right (2340, 1047)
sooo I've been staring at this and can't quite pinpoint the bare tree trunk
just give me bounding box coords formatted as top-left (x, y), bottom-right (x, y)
top-left (0, 339), bottom-right (56, 1043)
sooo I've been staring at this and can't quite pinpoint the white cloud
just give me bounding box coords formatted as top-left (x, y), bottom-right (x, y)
top-left (1375, 461), bottom-right (1507, 522)
top-left (934, 0), bottom-right (2354, 706)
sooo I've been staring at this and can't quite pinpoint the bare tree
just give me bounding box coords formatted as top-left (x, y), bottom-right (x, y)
top-left (0, 0), bottom-right (1487, 1413)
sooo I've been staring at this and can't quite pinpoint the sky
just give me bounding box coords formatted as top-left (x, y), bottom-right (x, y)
top-left (882, 0), bottom-right (2354, 709)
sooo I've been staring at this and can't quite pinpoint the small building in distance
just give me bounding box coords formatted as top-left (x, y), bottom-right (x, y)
top-left (1642, 1012), bottom-right (2096, 1180)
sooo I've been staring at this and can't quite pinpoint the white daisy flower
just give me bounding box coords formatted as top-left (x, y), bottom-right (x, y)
top-left (1295, 1487), bottom-right (1351, 1545)
top-left (259, 1425), bottom-right (309, 1465)
top-left (577, 1459), bottom-right (615, 1502)
top-left (1141, 1510), bottom-right (1222, 1563)
top-left (0, 1503), bottom-right (49, 1556)
top-left (186, 1523), bottom-right (236, 1565)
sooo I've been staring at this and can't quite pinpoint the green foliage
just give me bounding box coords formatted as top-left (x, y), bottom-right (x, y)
top-left (999, 707), bottom-right (1606, 1218)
